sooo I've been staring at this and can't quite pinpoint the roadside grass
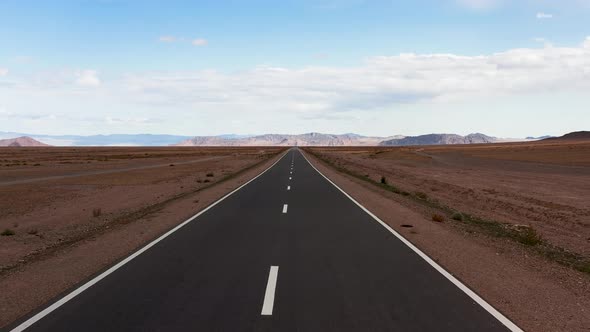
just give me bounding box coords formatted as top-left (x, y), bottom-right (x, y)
top-left (304, 148), bottom-right (590, 276)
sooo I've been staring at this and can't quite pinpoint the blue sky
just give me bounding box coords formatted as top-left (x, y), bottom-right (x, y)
top-left (1, 0), bottom-right (590, 137)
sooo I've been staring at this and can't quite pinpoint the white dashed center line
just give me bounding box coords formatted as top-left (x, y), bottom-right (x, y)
top-left (289, 177), bottom-right (292, 180)
top-left (287, 186), bottom-right (290, 190)
top-left (282, 204), bottom-right (288, 213)
top-left (261, 266), bottom-right (279, 316)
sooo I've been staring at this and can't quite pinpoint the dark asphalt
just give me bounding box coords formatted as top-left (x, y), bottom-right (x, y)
top-left (10, 148), bottom-right (517, 332)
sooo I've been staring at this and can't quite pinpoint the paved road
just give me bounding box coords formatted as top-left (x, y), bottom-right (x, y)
top-left (9, 148), bottom-right (519, 332)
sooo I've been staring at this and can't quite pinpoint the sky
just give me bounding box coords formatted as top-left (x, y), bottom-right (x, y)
top-left (1, 0), bottom-right (589, 138)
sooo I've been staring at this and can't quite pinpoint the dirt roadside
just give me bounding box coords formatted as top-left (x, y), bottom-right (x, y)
top-left (0, 148), bottom-right (286, 328)
top-left (302, 149), bottom-right (590, 332)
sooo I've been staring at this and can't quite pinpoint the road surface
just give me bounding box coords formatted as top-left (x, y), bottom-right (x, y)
top-left (9, 148), bottom-right (520, 332)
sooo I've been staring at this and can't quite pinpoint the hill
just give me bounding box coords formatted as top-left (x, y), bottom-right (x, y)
top-left (543, 131), bottom-right (590, 141)
top-left (379, 133), bottom-right (496, 146)
top-left (0, 136), bottom-right (50, 147)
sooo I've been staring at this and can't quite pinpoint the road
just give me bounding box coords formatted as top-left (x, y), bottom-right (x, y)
top-left (9, 148), bottom-right (520, 332)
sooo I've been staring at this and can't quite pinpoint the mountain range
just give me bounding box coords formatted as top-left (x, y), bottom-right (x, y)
top-left (379, 133), bottom-right (496, 146)
top-left (0, 131), bottom-right (569, 147)
top-left (175, 133), bottom-right (402, 147)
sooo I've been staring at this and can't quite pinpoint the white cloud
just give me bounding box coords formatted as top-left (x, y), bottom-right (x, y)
top-left (116, 37), bottom-right (590, 116)
top-left (75, 70), bottom-right (101, 87)
top-left (3, 37), bottom-right (590, 136)
top-left (192, 38), bottom-right (208, 46)
top-left (536, 12), bottom-right (553, 19)
top-left (158, 36), bottom-right (178, 43)
top-left (0, 68), bottom-right (8, 76)
top-left (455, 0), bottom-right (503, 10)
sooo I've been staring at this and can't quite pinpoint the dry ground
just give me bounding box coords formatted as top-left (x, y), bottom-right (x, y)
top-left (304, 140), bottom-right (590, 332)
top-left (0, 146), bottom-right (284, 327)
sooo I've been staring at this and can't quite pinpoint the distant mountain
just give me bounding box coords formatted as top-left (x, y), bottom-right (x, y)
top-left (0, 131), bottom-right (527, 147)
top-left (543, 131), bottom-right (590, 141)
top-left (175, 133), bottom-right (396, 146)
top-left (0, 136), bottom-right (50, 147)
top-left (0, 132), bottom-right (192, 146)
top-left (379, 133), bottom-right (497, 146)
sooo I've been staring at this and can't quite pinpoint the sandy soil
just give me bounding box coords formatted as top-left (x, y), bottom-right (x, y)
top-left (303, 141), bottom-right (590, 332)
top-left (0, 147), bottom-right (284, 328)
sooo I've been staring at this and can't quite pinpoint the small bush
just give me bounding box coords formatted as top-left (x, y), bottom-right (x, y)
top-left (1, 229), bottom-right (15, 236)
top-left (27, 228), bottom-right (39, 235)
top-left (380, 176), bottom-right (387, 185)
top-left (206, 172), bottom-right (214, 177)
top-left (451, 212), bottom-right (464, 221)
top-left (415, 192), bottom-right (428, 200)
top-left (432, 214), bottom-right (445, 222)
top-left (203, 179), bottom-right (211, 183)
top-left (34, 163), bottom-right (41, 166)
top-left (518, 226), bottom-right (543, 246)
top-left (92, 208), bottom-right (102, 217)
top-left (169, 164), bottom-right (175, 167)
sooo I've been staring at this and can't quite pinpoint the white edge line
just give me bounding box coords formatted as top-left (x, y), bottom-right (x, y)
top-left (261, 266), bottom-right (279, 315)
top-left (299, 150), bottom-right (523, 332)
top-left (10, 150), bottom-right (290, 332)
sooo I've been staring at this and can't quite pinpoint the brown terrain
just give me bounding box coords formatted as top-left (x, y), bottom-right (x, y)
top-left (0, 146), bottom-right (284, 327)
top-left (1, 138), bottom-right (589, 331)
top-left (303, 139), bottom-right (590, 331)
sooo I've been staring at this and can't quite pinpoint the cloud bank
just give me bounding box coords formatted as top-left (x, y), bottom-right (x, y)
top-left (2, 37), bottom-right (590, 135)
top-left (117, 37), bottom-right (590, 114)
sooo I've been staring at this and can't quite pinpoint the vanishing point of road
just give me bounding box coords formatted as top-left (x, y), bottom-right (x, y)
top-left (8, 149), bottom-right (522, 332)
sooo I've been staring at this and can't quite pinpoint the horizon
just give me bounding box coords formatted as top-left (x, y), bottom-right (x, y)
top-left (1, 130), bottom-right (568, 139)
top-left (2, 1), bottom-right (590, 137)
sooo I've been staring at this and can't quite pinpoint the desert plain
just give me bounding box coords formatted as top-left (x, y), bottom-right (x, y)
top-left (1, 141), bottom-right (589, 331)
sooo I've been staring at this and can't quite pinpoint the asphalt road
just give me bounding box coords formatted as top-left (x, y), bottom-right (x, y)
top-left (9, 148), bottom-right (520, 332)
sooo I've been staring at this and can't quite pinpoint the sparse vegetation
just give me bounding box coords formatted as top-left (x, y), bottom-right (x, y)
top-left (451, 212), bottom-right (464, 221)
top-left (415, 192), bottom-right (428, 200)
top-left (516, 226), bottom-right (543, 246)
top-left (380, 176), bottom-right (387, 184)
top-left (432, 214), bottom-right (445, 222)
top-left (27, 228), bottom-right (39, 235)
top-left (1, 229), bottom-right (15, 236)
top-left (206, 172), bottom-right (214, 177)
top-left (92, 208), bottom-right (102, 217)
top-left (203, 179), bottom-right (211, 183)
